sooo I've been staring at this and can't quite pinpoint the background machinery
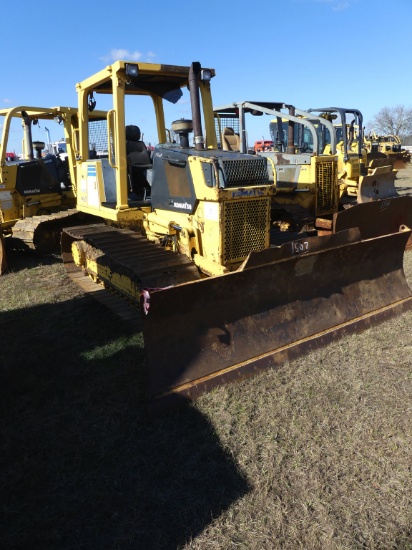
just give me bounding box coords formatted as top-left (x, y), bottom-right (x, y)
top-left (308, 107), bottom-right (398, 205)
top-left (363, 132), bottom-right (411, 170)
top-left (60, 60), bottom-right (412, 410)
top-left (214, 101), bottom-right (339, 234)
top-left (305, 107), bottom-right (412, 246)
top-left (0, 106), bottom-right (105, 272)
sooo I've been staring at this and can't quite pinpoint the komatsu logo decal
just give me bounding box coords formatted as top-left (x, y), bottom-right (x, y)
top-left (232, 189), bottom-right (264, 198)
top-left (173, 201), bottom-right (191, 210)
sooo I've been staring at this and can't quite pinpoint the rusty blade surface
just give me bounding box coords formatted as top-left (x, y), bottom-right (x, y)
top-left (393, 159), bottom-right (407, 170)
top-left (333, 196), bottom-right (412, 249)
top-left (242, 228), bottom-right (360, 269)
top-left (142, 231), bottom-right (412, 405)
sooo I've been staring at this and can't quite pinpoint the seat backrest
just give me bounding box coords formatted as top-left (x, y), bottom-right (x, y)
top-left (126, 125), bottom-right (141, 142)
top-left (126, 125), bottom-right (152, 166)
top-left (222, 127), bottom-right (241, 152)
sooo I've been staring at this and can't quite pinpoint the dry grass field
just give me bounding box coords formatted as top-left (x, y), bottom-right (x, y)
top-left (1, 166), bottom-right (412, 549)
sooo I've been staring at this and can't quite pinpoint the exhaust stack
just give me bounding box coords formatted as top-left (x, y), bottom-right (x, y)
top-left (21, 111), bottom-right (34, 160)
top-left (188, 62), bottom-right (205, 150)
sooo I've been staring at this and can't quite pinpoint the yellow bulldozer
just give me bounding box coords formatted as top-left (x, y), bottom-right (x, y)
top-left (0, 106), bottom-right (105, 272)
top-left (213, 102), bottom-right (412, 249)
top-left (364, 132), bottom-right (411, 170)
top-left (308, 107), bottom-right (399, 205)
top-left (303, 108), bottom-right (412, 246)
top-left (213, 101), bottom-right (340, 235)
top-left (60, 60), bottom-right (412, 411)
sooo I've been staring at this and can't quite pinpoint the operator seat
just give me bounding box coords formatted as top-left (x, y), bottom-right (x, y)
top-left (125, 125), bottom-right (152, 201)
top-left (221, 127), bottom-right (241, 152)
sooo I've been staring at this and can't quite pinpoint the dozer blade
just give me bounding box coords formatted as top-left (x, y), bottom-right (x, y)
top-left (368, 156), bottom-right (395, 169)
top-left (393, 158), bottom-right (407, 170)
top-left (142, 230), bottom-right (412, 411)
top-left (357, 166), bottom-right (397, 203)
top-left (333, 196), bottom-right (412, 250)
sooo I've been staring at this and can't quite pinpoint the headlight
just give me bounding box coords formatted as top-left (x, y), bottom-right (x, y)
top-left (125, 63), bottom-right (139, 78)
top-left (200, 69), bottom-right (212, 82)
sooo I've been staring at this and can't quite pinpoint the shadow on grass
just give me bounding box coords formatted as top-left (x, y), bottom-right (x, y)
top-left (0, 295), bottom-right (249, 549)
top-left (4, 247), bottom-right (62, 273)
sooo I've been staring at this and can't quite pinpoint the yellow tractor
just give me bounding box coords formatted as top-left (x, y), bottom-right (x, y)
top-left (214, 101), bottom-right (339, 235)
top-left (0, 106), bottom-right (104, 272)
top-left (364, 132), bottom-right (411, 170)
top-left (60, 60), bottom-right (412, 410)
top-left (308, 108), bottom-right (399, 205)
top-left (213, 102), bottom-right (412, 248)
top-left (299, 107), bottom-right (412, 248)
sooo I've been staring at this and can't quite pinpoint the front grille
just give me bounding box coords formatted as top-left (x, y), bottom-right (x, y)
top-left (223, 198), bottom-right (269, 263)
top-left (221, 158), bottom-right (268, 188)
top-left (316, 160), bottom-right (338, 214)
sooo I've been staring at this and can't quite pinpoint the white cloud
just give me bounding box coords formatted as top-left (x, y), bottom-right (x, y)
top-left (331, 1), bottom-right (350, 10)
top-left (2, 98), bottom-right (11, 104)
top-left (306, 0), bottom-right (351, 8)
top-left (100, 49), bottom-right (156, 63)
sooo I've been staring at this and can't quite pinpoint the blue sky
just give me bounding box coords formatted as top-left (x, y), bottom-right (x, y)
top-left (2, 0), bottom-right (411, 151)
